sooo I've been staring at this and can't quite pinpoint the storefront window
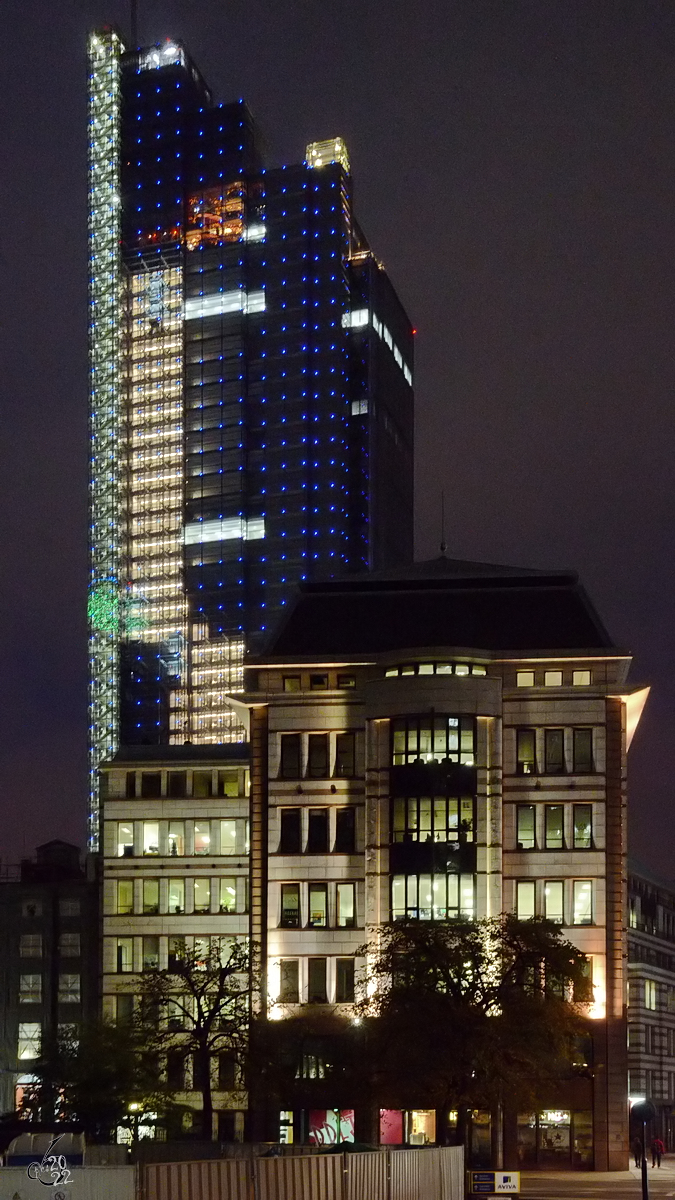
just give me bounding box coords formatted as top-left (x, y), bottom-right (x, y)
top-left (309, 1109), bottom-right (354, 1146)
top-left (517, 1110), bottom-right (593, 1168)
top-left (380, 1109), bottom-right (403, 1145)
top-left (405, 1110), bottom-right (436, 1145)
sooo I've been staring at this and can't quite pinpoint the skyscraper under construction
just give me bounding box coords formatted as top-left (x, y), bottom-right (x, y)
top-left (88, 29), bottom-right (414, 843)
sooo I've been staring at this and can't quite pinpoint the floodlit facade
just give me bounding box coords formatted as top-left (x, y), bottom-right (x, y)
top-left (87, 29), bottom-right (414, 847)
top-left (99, 745), bottom-right (250, 1139)
top-left (243, 557), bottom-right (646, 1167)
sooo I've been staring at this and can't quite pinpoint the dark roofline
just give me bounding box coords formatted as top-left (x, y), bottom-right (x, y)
top-left (628, 858), bottom-right (675, 894)
top-left (105, 744), bottom-right (249, 767)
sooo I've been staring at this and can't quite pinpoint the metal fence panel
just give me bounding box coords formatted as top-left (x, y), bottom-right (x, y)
top-left (389, 1148), bottom-right (421, 1200)
top-left (142, 1158), bottom-right (250, 1200)
top-left (345, 1150), bottom-right (387, 1200)
top-left (439, 1147), bottom-right (464, 1200)
top-left (256, 1153), bottom-right (343, 1200)
top-left (0, 1165), bottom-right (136, 1200)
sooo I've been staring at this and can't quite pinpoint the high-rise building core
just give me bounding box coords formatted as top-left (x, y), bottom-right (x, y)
top-left (88, 31), bottom-right (415, 845)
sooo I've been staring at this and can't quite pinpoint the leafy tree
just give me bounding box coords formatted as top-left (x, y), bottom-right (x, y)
top-left (18, 1018), bottom-right (173, 1141)
top-left (356, 915), bottom-right (593, 1142)
top-left (137, 939), bottom-right (251, 1141)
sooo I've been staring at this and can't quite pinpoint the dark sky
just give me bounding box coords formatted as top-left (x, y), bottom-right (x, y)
top-left (2, 1), bottom-right (674, 874)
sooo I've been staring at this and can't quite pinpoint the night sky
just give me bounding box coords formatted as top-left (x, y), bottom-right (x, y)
top-left (2, 1), bottom-right (675, 875)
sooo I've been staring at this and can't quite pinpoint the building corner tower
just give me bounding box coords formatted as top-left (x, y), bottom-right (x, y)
top-left (87, 29), bottom-right (415, 846)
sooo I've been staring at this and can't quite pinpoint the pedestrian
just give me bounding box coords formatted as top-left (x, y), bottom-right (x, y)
top-left (633, 1136), bottom-right (643, 1167)
top-left (651, 1137), bottom-right (665, 1167)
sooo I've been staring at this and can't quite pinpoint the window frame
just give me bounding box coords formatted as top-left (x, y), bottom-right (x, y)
top-left (573, 728), bottom-right (594, 774)
top-left (279, 733), bottom-right (302, 779)
top-left (280, 883), bottom-right (301, 929)
top-left (544, 728), bottom-right (565, 775)
top-left (516, 804), bottom-right (536, 850)
top-left (307, 883), bottom-right (328, 929)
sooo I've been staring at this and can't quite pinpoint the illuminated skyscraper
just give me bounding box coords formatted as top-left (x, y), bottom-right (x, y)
top-left (87, 30), bottom-right (415, 844)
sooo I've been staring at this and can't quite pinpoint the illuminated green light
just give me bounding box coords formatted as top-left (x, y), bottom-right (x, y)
top-left (88, 580), bottom-right (121, 634)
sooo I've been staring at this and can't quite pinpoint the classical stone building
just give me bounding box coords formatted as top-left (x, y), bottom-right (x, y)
top-left (244, 556), bottom-right (647, 1168)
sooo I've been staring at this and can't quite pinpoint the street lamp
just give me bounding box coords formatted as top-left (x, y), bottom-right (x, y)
top-left (631, 1100), bottom-right (656, 1200)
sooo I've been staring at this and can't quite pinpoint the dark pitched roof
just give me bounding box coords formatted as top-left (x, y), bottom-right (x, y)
top-left (259, 557), bottom-right (618, 659)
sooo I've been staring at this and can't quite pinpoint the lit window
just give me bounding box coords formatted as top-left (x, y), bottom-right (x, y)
top-left (143, 822), bottom-right (159, 856)
top-left (516, 881), bottom-right (536, 921)
top-left (116, 938), bottom-right (133, 973)
top-left (18, 1023), bottom-right (41, 1060)
top-left (391, 715), bottom-right (475, 766)
top-left (573, 881), bottom-right (593, 926)
top-left (283, 675), bottom-right (301, 692)
top-left (545, 805), bottom-right (564, 850)
top-left (168, 821), bottom-right (184, 856)
top-left (573, 805), bottom-right (592, 849)
top-left (545, 670), bottom-right (563, 687)
top-left (58, 974), bottom-right (81, 1004)
top-left (471, 665), bottom-right (487, 676)
top-left (221, 819), bottom-right (248, 855)
top-left (645, 979), bottom-right (657, 1011)
top-left (308, 884), bottom-right (328, 928)
top-left (143, 879), bottom-right (159, 914)
top-left (392, 797), bottom-right (474, 844)
top-left (573, 670), bottom-right (592, 686)
top-left (219, 878), bottom-right (237, 913)
top-left (544, 881), bottom-right (564, 924)
top-left (385, 667), bottom-right (399, 678)
top-left (19, 975), bottom-right (42, 1004)
top-left (193, 821), bottom-right (210, 855)
top-left (517, 671), bottom-right (535, 687)
top-left (418, 663), bottom-right (434, 675)
top-left (337, 882), bottom-right (356, 928)
top-left (117, 880), bottom-right (134, 914)
top-left (168, 878), bottom-right (185, 913)
top-left (194, 878), bottom-right (211, 913)
top-left (117, 823), bottom-right (134, 857)
top-left (391, 873), bottom-right (474, 920)
top-left (280, 884), bottom-right (300, 928)
top-left (455, 664), bottom-right (469, 676)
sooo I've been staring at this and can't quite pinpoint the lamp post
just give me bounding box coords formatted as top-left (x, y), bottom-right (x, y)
top-left (128, 1101), bottom-right (141, 1145)
top-left (631, 1100), bottom-right (656, 1200)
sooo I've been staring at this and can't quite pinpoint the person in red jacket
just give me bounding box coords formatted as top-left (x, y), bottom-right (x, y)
top-left (651, 1137), bottom-right (665, 1167)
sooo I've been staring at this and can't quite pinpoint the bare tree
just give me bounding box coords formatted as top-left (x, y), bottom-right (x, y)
top-left (137, 938), bottom-right (251, 1141)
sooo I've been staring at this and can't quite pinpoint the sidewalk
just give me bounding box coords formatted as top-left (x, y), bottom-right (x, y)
top-left (521, 1156), bottom-right (675, 1197)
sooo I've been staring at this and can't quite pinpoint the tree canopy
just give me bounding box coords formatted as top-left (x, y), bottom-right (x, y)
top-left (355, 915), bottom-right (593, 1119)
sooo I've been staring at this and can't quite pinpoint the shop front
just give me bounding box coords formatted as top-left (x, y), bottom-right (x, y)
top-left (516, 1110), bottom-right (593, 1169)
